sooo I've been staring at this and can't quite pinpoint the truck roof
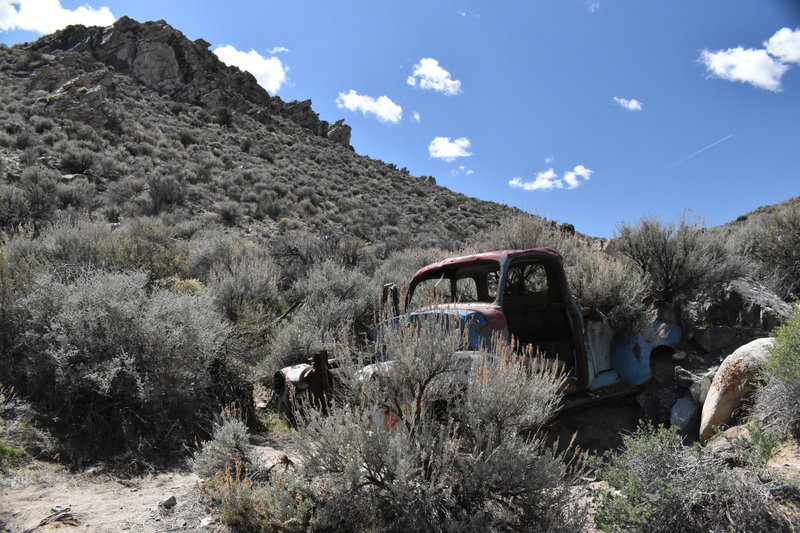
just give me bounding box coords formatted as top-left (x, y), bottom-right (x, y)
top-left (411, 248), bottom-right (562, 281)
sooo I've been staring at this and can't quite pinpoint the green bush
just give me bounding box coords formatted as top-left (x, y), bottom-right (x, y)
top-left (594, 423), bottom-right (787, 532)
top-left (752, 312), bottom-right (800, 436)
top-left (764, 312), bottom-right (800, 385)
top-left (11, 269), bottom-right (231, 460)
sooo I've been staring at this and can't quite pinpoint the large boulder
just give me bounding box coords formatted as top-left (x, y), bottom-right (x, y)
top-left (699, 337), bottom-right (773, 441)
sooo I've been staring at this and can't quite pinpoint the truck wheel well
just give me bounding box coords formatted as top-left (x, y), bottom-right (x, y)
top-left (650, 345), bottom-right (676, 385)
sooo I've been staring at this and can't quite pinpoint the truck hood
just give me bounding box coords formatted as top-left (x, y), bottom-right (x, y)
top-left (374, 304), bottom-right (508, 360)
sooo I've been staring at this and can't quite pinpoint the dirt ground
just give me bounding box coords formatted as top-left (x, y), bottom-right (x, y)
top-left (0, 441), bottom-right (293, 533)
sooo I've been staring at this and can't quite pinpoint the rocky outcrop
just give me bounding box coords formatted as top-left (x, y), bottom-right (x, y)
top-left (702, 279), bottom-right (793, 334)
top-left (699, 337), bottom-right (773, 441)
top-left (31, 17), bottom-right (350, 146)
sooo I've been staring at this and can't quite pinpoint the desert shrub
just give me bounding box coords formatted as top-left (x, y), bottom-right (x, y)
top-left (100, 217), bottom-right (188, 280)
top-left (293, 260), bottom-right (375, 333)
top-left (215, 201), bottom-right (241, 226)
top-left (0, 184), bottom-right (29, 236)
top-left (568, 251), bottom-right (654, 333)
top-left (215, 107), bottom-right (233, 127)
top-left (147, 174), bottom-right (183, 214)
top-left (212, 256), bottom-right (280, 321)
top-left (755, 208), bottom-right (800, 299)
top-left (594, 423), bottom-right (787, 532)
top-left (725, 421), bottom-right (784, 467)
top-left (55, 177), bottom-right (96, 211)
top-left (59, 144), bottom-right (95, 174)
top-left (615, 215), bottom-right (743, 310)
top-left (262, 261), bottom-right (374, 371)
top-left (468, 213), bottom-right (581, 263)
top-left (178, 130), bottom-right (197, 147)
top-left (189, 233), bottom-right (280, 321)
top-left (107, 176), bottom-right (146, 206)
top-left (0, 251), bottom-right (27, 369)
top-left (11, 269), bottom-right (231, 460)
top-left (264, 313), bottom-right (325, 373)
top-left (0, 385), bottom-right (54, 462)
top-left (19, 166), bottom-right (58, 235)
top-left (280, 321), bottom-right (588, 532)
top-left (193, 417), bottom-right (257, 480)
top-left (200, 464), bottom-right (315, 532)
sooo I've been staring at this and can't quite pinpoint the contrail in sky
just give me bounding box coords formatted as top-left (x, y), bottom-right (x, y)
top-left (647, 134), bottom-right (733, 178)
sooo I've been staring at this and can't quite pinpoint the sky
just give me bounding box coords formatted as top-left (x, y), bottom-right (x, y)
top-left (1, 1), bottom-right (799, 238)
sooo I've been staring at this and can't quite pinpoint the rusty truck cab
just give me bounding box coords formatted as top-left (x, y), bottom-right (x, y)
top-left (405, 248), bottom-right (589, 391)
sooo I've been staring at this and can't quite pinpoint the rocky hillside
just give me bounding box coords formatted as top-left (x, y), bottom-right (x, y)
top-left (0, 17), bottom-right (526, 250)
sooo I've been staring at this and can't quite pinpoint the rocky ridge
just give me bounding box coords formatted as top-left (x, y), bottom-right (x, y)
top-left (29, 16), bottom-right (351, 146)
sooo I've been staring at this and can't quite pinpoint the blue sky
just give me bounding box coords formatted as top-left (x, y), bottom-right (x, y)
top-left (2, 1), bottom-right (799, 237)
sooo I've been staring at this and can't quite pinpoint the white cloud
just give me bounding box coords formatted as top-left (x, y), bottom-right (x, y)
top-left (613, 96), bottom-right (643, 111)
top-left (700, 46), bottom-right (788, 91)
top-left (544, 155), bottom-right (555, 164)
top-left (213, 45), bottom-right (287, 94)
top-left (509, 165), bottom-right (593, 191)
top-left (407, 58), bottom-right (462, 95)
top-left (0, 0), bottom-right (115, 34)
top-left (563, 165), bottom-right (593, 189)
top-left (457, 10), bottom-right (479, 19)
top-left (336, 90), bottom-right (402, 124)
top-left (588, 2), bottom-right (600, 13)
top-left (412, 111), bottom-right (421, 122)
top-left (451, 165), bottom-right (474, 176)
top-left (765, 27), bottom-right (800, 65)
top-left (429, 136), bottom-right (472, 162)
top-left (268, 46), bottom-right (290, 54)
top-left (509, 168), bottom-right (561, 191)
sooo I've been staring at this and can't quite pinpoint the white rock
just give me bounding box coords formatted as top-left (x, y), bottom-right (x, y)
top-left (670, 396), bottom-right (699, 436)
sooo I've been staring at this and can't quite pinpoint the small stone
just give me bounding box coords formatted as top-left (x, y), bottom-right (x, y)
top-left (672, 350), bottom-right (688, 361)
top-left (161, 495), bottom-right (177, 509)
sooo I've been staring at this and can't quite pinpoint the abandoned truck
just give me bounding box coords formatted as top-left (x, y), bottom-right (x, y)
top-left (275, 248), bottom-right (680, 414)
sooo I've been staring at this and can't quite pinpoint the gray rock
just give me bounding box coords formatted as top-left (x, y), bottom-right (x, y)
top-left (707, 279), bottom-right (794, 333)
top-left (694, 325), bottom-right (743, 353)
top-left (160, 495), bottom-right (177, 509)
